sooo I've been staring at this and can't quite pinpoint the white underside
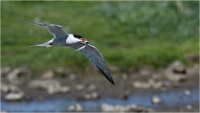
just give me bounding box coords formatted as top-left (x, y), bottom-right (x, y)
top-left (66, 34), bottom-right (81, 45)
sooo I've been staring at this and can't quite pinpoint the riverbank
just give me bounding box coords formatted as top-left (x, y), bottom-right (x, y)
top-left (1, 61), bottom-right (199, 112)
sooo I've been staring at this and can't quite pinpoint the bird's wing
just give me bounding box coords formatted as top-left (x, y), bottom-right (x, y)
top-left (70, 43), bottom-right (115, 85)
top-left (16, 20), bottom-right (68, 38)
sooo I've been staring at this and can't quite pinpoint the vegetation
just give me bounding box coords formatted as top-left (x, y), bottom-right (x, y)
top-left (1, 1), bottom-right (199, 74)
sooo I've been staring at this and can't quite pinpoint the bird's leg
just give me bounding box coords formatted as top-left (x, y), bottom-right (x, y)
top-left (76, 41), bottom-right (89, 51)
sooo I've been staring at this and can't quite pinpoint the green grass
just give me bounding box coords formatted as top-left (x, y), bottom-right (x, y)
top-left (1, 1), bottom-right (199, 75)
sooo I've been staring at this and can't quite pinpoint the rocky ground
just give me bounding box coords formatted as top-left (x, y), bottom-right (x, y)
top-left (1, 60), bottom-right (199, 112)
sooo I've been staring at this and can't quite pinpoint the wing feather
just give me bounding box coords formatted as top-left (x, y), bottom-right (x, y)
top-left (16, 20), bottom-right (68, 38)
top-left (70, 43), bottom-right (115, 85)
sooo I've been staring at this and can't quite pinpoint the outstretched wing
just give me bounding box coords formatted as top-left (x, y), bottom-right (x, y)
top-left (70, 43), bottom-right (115, 85)
top-left (16, 20), bottom-right (68, 38)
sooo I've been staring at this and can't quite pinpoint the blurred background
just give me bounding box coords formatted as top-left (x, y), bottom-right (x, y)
top-left (1, 1), bottom-right (199, 112)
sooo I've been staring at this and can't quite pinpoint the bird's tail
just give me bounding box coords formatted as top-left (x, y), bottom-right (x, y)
top-left (29, 42), bottom-right (52, 48)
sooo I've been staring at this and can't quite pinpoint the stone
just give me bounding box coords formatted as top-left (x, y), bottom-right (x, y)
top-left (101, 103), bottom-right (114, 112)
top-left (152, 95), bottom-right (161, 104)
top-left (68, 74), bottom-right (76, 80)
top-left (1, 67), bottom-right (11, 76)
top-left (171, 61), bottom-right (186, 74)
top-left (114, 105), bottom-right (127, 111)
top-left (5, 92), bottom-right (24, 101)
top-left (166, 73), bottom-right (187, 83)
top-left (67, 105), bottom-right (75, 111)
top-left (41, 70), bottom-right (54, 79)
top-left (1, 83), bottom-right (9, 93)
top-left (7, 68), bottom-right (21, 81)
top-left (184, 90), bottom-right (191, 96)
top-left (133, 81), bottom-right (150, 89)
top-left (75, 104), bottom-right (83, 111)
top-left (79, 92), bottom-right (96, 101)
top-left (56, 67), bottom-right (70, 77)
top-left (153, 82), bottom-right (163, 89)
top-left (139, 69), bottom-right (152, 76)
top-left (91, 92), bottom-right (99, 99)
top-left (84, 94), bottom-right (91, 99)
top-left (1, 83), bottom-right (22, 94)
top-left (7, 67), bottom-right (30, 82)
top-left (186, 104), bottom-right (192, 110)
top-left (1, 111), bottom-right (8, 113)
top-left (9, 85), bottom-right (22, 93)
top-left (127, 106), bottom-right (151, 112)
top-left (133, 79), bottom-right (164, 89)
top-left (87, 84), bottom-right (96, 91)
top-left (148, 79), bottom-right (155, 86)
top-left (165, 62), bottom-right (188, 83)
top-left (101, 103), bottom-right (150, 112)
top-left (29, 79), bottom-right (60, 90)
top-left (67, 103), bottom-right (83, 111)
top-left (75, 84), bottom-right (85, 91)
top-left (47, 84), bottom-right (61, 94)
top-left (122, 73), bottom-right (128, 80)
top-left (60, 86), bottom-right (70, 93)
top-left (163, 81), bottom-right (171, 87)
top-left (148, 79), bottom-right (163, 89)
top-left (29, 79), bottom-right (70, 94)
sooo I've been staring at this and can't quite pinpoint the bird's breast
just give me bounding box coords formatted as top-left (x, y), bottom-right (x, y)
top-left (66, 34), bottom-right (81, 45)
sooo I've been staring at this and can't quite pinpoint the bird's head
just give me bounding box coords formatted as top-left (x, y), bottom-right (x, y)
top-left (73, 34), bottom-right (89, 44)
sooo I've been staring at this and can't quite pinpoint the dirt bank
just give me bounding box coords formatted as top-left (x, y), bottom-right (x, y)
top-left (1, 61), bottom-right (199, 112)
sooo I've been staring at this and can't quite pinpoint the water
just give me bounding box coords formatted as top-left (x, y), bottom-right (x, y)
top-left (1, 88), bottom-right (199, 112)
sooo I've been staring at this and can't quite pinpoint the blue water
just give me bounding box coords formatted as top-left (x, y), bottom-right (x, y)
top-left (1, 88), bottom-right (199, 112)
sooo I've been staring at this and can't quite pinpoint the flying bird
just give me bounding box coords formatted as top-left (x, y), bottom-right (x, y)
top-left (17, 21), bottom-right (115, 85)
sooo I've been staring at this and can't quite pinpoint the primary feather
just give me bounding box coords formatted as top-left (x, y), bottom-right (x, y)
top-left (70, 43), bottom-right (115, 85)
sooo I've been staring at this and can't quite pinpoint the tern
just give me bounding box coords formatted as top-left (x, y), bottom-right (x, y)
top-left (17, 21), bottom-right (115, 85)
